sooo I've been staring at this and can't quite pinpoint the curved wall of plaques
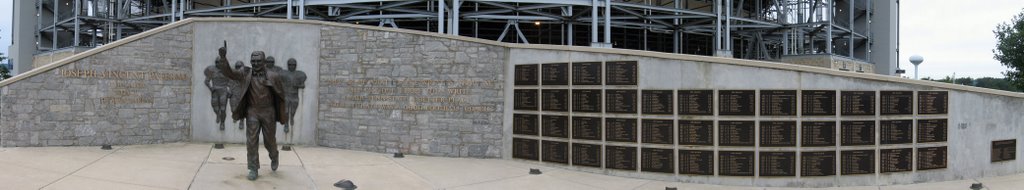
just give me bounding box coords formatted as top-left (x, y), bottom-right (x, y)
top-left (505, 49), bottom-right (1023, 187)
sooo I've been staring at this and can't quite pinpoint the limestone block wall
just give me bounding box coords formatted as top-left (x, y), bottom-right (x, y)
top-left (0, 25), bottom-right (194, 147)
top-left (316, 25), bottom-right (507, 157)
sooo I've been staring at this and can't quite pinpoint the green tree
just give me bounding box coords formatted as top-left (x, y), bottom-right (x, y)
top-left (994, 9), bottom-right (1024, 89)
top-left (0, 52), bottom-right (9, 80)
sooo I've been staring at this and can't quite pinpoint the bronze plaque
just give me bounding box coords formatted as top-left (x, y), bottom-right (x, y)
top-left (880, 148), bottom-right (913, 173)
top-left (641, 148), bottom-right (675, 173)
top-left (802, 90), bottom-right (836, 116)
top-left (514, 64), bottom-right (539, 85)
top-left (572, 117), bottom-right (602, 140)
top-left (760, 152), bottom-right (796, 176)
top-left (880, 120), bottom-right (913, 144)
top-left (606, 90), bottom-right (638, 113)
top-left (719, 121), bottom-right (755, 146)
top-left (679, 150), bottom-right (714, 175)
top-left (642, 90), bottom-right (674, 114)
top-left (572, 143), bottom-right (602, 167)
top-left (541, 63), bottom-right (569, 85)
top-left (917, 119), bottom-right (948, 143)
top-left (880, 91), bottom-right (913, 115)
top-left (642, 119), bottom-right (674, 145)
top-left (513, 114), bottom-right (539, 135)
top-left (760, 90), bottom-right (797, 116)
top-left (541, 115), bottom-right (569, 138)
top-left (719, 151), bottom-right (755, 176)
top-left (841, 91), bottom-right (875, 116)
top-left (606, 61), bottom-right (638, 85)
top-left (512, 138), bottom-right (539, 160)
top-left (606, 118), bottom-right (638, 142)
top-left (918, 91), bottom-right (948, 114)
top-left (802, 121), bottom-right (836, 147)
top-left (606, 146), bottom-right (638, 170)
top-left (572, 62), bottom-right (602, 85)
top-left (992, 140), bottom-right (1017, 162)
top-left (719, 90), bottom-right (756, 116)
top-left (841, 121), bottom-right (875, 146)
top-left (841, 150), bottom-right (875, 175)
top-left (541, 89), bottom-right (569, 112)
top-left (678, 90), bottom-right (714, 115)
top-left (513, 89), bottom-right (538, 111)
top-left (760, 121), bottom-right (797, 147)
top-left (572, 89), bottom-right (602, 112)
top-left (918, 146), bottom-right (948, 170)
top-left (801, 151), bottom-right (837, 176)
top-left (679, 120), bottom-right (714, 146)
top-left (542, 141), bottom-right (569, 164)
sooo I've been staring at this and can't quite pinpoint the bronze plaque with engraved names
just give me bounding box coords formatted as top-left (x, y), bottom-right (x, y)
top-left (679, 150), bottom-right (714, 175)
top-left (802, 90), bottom-right (836, 115)
top-left (541, 115), bottom-right (569, 138)
top-left (719, 90), bottom-right (756, 115)
top-left (802, 121), bottom-right (836, 147)
top-left (572, 62), bottom-right (602, 85)
top-left (541, 63), bottom-right (569, 85)
top-left (760, 152), bottom-right (796, 176)
top-left (678, 90), bottom-right (714, 115)
top-left (542, 141), bottom-right (569, 164)
top-left (541, 89), bottom-right (569, 112)
top-left (917, 119), bottom-right (948, 143)
top-left (513, 114), bottom-right (539, 135)
top-left (641, 148), bottom-right (675, 173)
top-left (572, 89), bottom-right (602, 112)
top-left (841, 91), bottom-right (875, 116)
top-left (992, 140), bottom-right (1017, 162)
top-left (842, 121), bottom-right (875, 146)
top-left (606, 146), bottom-right (638, 170)
top-left (801, 151), bottom-right (837, 176)
top-left (918, 146), bottom-right (948, 170)
top-left (719, 151), bottom-right (755, 176)
top-left (880, 148), bottom-right (913, 173)
top-left (642, 119), bottom-right (674, 145)
top-left (719, 121), bottom-right (755, 146)
top-left (572, 143), bottom-right (602, 167)
top-left (572, 117), bottom-right (602, 140)
top-left (642, 90), bottom-right (674, 114)
top-left (918, 91), bottom-right (948, 114)
top-left (760, 121), bottom-right (797, 147)
top-left (512, 138), bottom-right (539, 160)
top-left (760, 90), bottom-right (797, 116)
top-left (679, 120), bottom-right (714, 146)
top-left (514, 64), bottom-right (539, 85)
top-left (880, 120), bottom-right (913, 144)
top-left (513, 89), bottom-right (538, 110)
top-left (880, 91), bottom-right (914, 115)
top-left (606, 61), bottom-right (638, 85)
top-left (607, 90), bottom-right (638, 113)
top-left (841, 150), bottom-right (875, 175)
top-left (606, 118), bottom-right (638, 142)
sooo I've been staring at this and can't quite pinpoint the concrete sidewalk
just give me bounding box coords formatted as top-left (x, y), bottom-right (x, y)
top-left (0, 143), bottom-right (1019, 190)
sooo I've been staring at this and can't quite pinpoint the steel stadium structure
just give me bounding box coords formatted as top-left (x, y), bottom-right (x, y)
top-left (8, 0), bottom-right (899, 76)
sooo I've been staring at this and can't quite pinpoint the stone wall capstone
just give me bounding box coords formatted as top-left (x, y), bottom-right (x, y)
top-left (0, 25), bottom-right (193, 147)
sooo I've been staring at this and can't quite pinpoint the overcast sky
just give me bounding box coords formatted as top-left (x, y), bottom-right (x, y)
top-left (1, 0), bottom-right (1023, 78)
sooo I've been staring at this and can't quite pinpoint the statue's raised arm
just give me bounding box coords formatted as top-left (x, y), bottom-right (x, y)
top-left (215, 41), bottom-right (244, 80)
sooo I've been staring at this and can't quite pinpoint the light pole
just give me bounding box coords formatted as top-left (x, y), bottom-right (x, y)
top-left (910, 55), bottom-right (924, 79)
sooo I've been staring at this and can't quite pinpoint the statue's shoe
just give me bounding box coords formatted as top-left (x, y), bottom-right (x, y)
top-left (272, 160), bottom-right (279, 171)
top-left (247, 170), bottom-right (258, 180)
top-left (284, 126), bottom-right (290, 133)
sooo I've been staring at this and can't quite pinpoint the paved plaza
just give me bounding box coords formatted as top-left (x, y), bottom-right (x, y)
top-left (0, 143), bottom-right (1018, 190)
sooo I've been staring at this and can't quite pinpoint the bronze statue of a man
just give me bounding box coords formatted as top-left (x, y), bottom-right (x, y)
top-left (203, 64), bottom-right (230, 130)
top-left (282, 58), bottom-right (307, 133)
top-left (215, 41), bottom-right (289, 180)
